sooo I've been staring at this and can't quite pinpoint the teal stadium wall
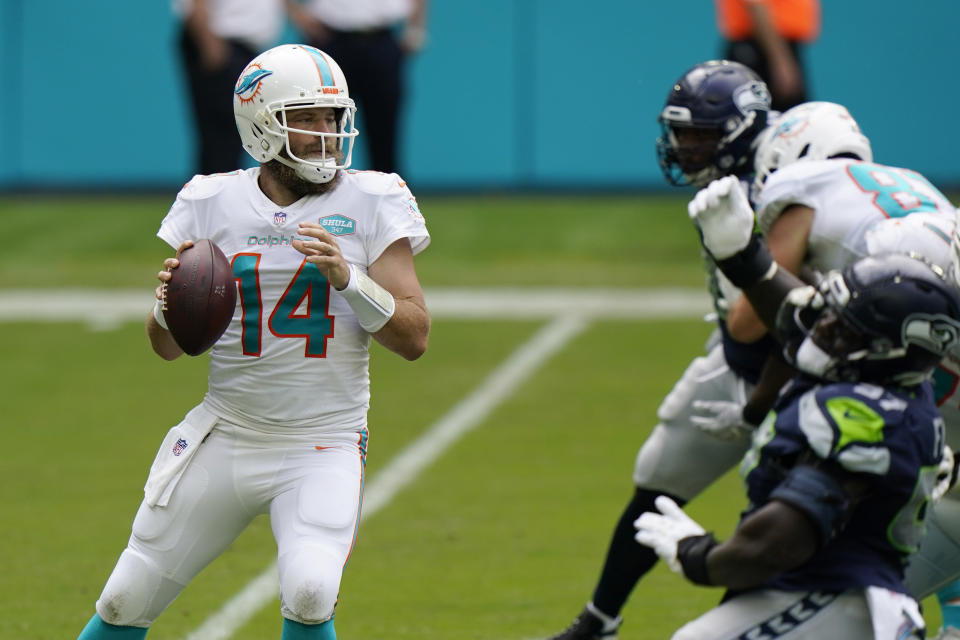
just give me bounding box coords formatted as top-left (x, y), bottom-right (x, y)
top-left (1, 0), bottom-right (958, 191)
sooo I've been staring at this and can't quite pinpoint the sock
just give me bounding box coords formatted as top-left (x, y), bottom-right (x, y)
top-left (591, 487), bottom-right (686, 618)
top-left (282, 617), bottom-right (336, 640)
top-left (77, 614), bottom-right (148, 639)
top-left (585, 601), bottom-right (621, 632)
top-left (938, 579), bottom-right (960, 630)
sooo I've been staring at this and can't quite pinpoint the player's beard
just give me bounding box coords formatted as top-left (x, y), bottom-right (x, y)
top-left (262, 147), bottom-right (343, 197)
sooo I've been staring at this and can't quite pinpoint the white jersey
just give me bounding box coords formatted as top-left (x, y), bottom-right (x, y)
top-left (755, 158), bottom-right (957, 275)
top-left (304, 0), bottom-right (414, 30)
top-left (172, 0), bottom-right (285, 49)
top-left (756, 157), bottom-right (960, 436)
top-left (158, 168), bottom-right (429, 431)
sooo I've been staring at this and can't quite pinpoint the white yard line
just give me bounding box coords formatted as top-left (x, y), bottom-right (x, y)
top-left (184, 315), bottom-right (591, 640)
top-left (0, 287), bottom-right (709, 326)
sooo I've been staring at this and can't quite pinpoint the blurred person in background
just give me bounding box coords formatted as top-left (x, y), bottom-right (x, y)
top-left (715, 0), bottom-right (820, 111)
top-left (176, 0), bottom-right (287, 176)
top-left (286, 0), bottom-right (428, 176)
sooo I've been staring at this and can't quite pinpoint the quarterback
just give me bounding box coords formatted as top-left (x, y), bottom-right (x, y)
top-left (75, 44), bottom-right (430, 640)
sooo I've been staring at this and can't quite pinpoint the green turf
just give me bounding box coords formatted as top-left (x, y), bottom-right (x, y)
top-left (0, 194), bottom-right (704, 289)
top-left (0, 194), bottom-right (945, 638)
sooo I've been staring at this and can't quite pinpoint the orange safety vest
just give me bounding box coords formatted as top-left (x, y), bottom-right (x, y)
top-left (716, 0), bottom-right (820, 42)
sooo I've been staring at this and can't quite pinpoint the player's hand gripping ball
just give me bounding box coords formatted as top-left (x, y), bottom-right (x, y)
top-left (162, 239), bottom-right (236, 356)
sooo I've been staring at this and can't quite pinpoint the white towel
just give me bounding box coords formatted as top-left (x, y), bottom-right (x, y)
top-left (143, 404), bottom-right (219, 508)
top-left (865, 586), bottom-right (925, 640)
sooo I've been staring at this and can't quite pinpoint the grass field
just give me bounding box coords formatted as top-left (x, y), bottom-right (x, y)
top-left (0, 193), bottom-right (943, 638)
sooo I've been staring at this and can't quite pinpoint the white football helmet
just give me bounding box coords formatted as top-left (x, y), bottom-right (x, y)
top-left (234, 44), bottom-right (358, 183)
top-left (752, 101), bottom-right (873, 197)
top-left (864, 213), bottom-right (957, 284)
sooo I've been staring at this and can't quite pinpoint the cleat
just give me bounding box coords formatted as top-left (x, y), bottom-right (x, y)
top-left (548, 605), bottom-right (621, 640)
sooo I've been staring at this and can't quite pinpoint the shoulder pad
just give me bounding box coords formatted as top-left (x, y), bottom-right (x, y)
top-left (756, 159), bottom-right (847, 234)
top-left (799, 384), bottom-right (894, 475)
top-left (178, 171), bottom-right (245, 201)
top-left (343, 170), bottom-right (411, 196)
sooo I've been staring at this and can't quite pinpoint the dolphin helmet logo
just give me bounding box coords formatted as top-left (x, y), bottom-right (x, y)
top-left (235, 64), bottom-right (273, 105)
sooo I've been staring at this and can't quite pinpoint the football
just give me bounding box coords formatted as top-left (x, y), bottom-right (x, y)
top-left (162, 239), bottom-right (236, 356)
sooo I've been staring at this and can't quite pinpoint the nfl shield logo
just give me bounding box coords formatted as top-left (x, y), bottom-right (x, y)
top-left (274, 211), bottom-right (286, 225)
top-left (172, 438), bottom-right (188, 457)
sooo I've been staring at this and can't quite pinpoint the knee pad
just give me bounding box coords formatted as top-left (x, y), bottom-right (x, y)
top-left (279, 547), bottom-right (343, 624)
top-left (96, 550), bottom-right (163, 627)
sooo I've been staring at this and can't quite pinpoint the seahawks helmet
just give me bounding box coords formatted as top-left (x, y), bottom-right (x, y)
top-left (753, 101), bottom-right (872, 200)
top-left (656, 60), bottom-right (772, 187)
top-left (778, 253), bottom-right (960, 386)
top-left (234, 44), bottom-right (358, 184)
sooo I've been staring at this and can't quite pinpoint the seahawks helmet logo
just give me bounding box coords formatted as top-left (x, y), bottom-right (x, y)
top-left (733, 81), bottom-right (771, 115)
top-left (903, 313), bottom-right (960, 356)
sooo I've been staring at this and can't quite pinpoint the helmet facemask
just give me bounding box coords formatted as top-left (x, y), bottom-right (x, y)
top-left (657, 109), bottom-right (763, 188)
top-left (268, 103), bottom-right (356, 184)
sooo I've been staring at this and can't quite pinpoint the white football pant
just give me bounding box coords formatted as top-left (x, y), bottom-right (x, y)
top-left (633, 342), bottom-right (754, 500)
top-left (94, 421), bottom-right (366, 627)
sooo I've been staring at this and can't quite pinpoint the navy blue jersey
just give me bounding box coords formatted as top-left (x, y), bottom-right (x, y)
top-left (738, 376), bottom-right (945, 594)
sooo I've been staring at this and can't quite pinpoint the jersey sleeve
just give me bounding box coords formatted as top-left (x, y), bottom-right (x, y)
top-left (156, 174), bottom-right (233, 249)
top-left (755, 161), bottom-right (835, 234)
top-left (365, 174), bottom-right (430, 263)
top-left (156, 176), bottom-right (210, 249)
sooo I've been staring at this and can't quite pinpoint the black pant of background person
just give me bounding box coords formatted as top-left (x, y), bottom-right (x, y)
top-left (312, 28), bottom-right (404, 175)
top-left (179, 28), bottom-right (257, 176)
top-left (724, 38), bottom-right (808, 112)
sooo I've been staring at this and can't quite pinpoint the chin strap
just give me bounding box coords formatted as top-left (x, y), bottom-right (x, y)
top-left (273, 154), bottom-right (337, 184)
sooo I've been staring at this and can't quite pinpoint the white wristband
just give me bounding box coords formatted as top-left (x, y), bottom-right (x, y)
top-left (338, 264), bottom-right (396, 332)
top-left (153, 298), bottom-right (169, 330)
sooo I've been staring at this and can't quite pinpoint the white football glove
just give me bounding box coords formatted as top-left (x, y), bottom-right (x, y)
top-left (688, 176), bottom-right (756, 260)
top-left (933, 445), bottom-right (959, 502)
top-left (690, 400), bottom-right (753, 441)
top-left (634, 495), bottom-right (707, 575)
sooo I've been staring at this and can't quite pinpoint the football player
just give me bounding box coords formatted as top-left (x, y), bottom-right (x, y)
top-left (636, 175), bottom-right (960, 639)
top-left (721, 99), bottom-right (960, 639)
top-left (75, 44), bottom-right (431, 640)
top-left (549, 60), bottom-right (784, 640)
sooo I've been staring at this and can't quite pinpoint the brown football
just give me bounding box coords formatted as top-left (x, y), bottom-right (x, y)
top-left (162, 239), bottom-right (236, 356)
